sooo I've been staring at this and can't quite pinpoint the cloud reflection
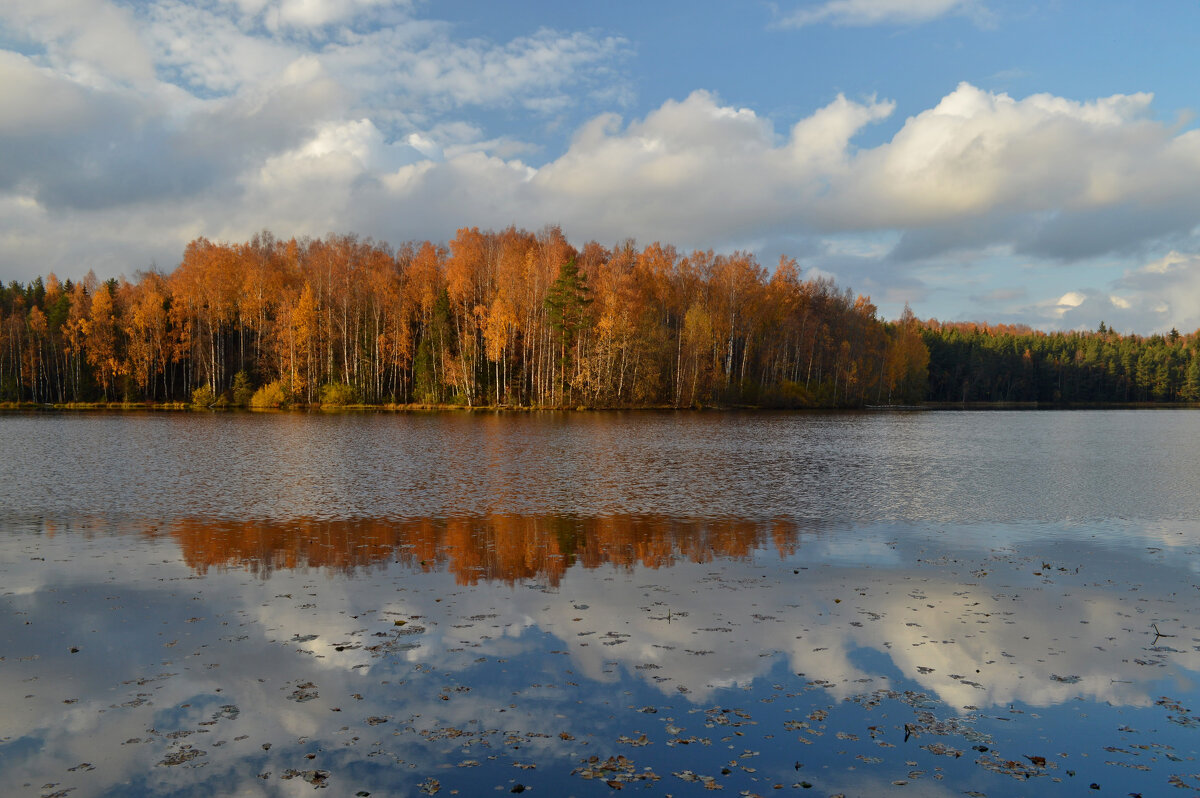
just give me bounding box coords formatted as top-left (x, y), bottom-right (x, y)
top-left (157, 514), bottom-right (1200, 711)
top-left (3, 515), bottom-right (1200, 797)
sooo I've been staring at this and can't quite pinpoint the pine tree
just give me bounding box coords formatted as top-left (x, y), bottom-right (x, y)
top-left (544, 258), bottom-right (592, 405)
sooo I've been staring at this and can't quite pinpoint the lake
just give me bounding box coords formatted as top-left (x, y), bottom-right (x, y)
top-left (2, 409), bottom-right (1199, 796)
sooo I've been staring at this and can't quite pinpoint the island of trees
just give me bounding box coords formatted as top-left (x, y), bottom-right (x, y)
top-left (1, 226), bottom-right (1197, 409)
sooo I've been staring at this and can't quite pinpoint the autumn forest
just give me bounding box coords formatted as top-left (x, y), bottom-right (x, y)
top-left (1, 226), bottom-right (1198, 409)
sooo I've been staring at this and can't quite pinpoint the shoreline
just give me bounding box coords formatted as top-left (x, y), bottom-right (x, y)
top-left (1, 400), bottom-right (1197, 413)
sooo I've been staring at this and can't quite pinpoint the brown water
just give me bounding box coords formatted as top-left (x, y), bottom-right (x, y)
top-left (2, 410), bottom-right (1200, 797)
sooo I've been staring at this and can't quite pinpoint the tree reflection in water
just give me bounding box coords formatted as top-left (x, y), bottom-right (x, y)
top-left (165, 515), bottom-right (802, 583)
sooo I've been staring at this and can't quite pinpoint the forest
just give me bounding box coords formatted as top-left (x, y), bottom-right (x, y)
top-left (1, 225), bottom-right (1197, 409)
top-left (923, 321), bottom-right (1200, 404)
top-left (0, 227), bottom-right (929, 409)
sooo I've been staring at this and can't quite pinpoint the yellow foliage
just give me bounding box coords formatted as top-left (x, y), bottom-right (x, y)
top-left (250, 380), bottom-right (289, 408)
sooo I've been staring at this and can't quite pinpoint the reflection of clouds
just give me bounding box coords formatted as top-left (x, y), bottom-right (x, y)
top-left (0, 537), bottom-right (327, 793)
top-left (360, 531), bottom-right (1200, 711)
top-left (797, 581), bottom-right (1162, 709)
top-left (270, 543), bottom-right (1188, 712)
top-left (1, 563), bottom-right (463, 795)
top-left (215, 522), bottom-right (1200, 712)
top-left (5, 518), bottom-right (1200, 796)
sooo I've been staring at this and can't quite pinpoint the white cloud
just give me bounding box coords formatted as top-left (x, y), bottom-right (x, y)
top-left (1056, 291), bottom-right (1086, 310)
top-left (834, 83), bottom-right (1167, 232)
top-left (244, 117), bottom-right (400, 230)
top-left (405, 131), bottom-right (442, 160)
top-left (268, 0), bottom-right (403, 29)
top-left (0, 50), bottom-right (98, 134)
top-left (258, 117), bottom-right (383, 182)
top-left (1140, 250), bottom-right (1191, 275)
top-left (778, 0), bottom-right (988, 28)
top-left (322, 25), bottom-right (629, 114)
top-left (1113, 251), bottom-right (1200, 332)
top-left (0, 0), bottom-right (155, 84)
top-left (1017, 252), bottom-right (1200, 333)
top-left (359, 82), bottom-right (1200, 267)
top-left (790, 92), bottom-right (896, 170)
top-left (147, 0), bottom-right (301, 93)
top-left (210, 0), bottom-right (411, 30)
top-left (0, 0), bottom-right (629, 221)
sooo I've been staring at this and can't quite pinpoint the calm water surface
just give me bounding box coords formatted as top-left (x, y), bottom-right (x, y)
top-left (2, 410), bottom-right (1200, 797)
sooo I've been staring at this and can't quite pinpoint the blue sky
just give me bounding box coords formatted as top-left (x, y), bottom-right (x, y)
top-left (2, 0), bottom-right (1200, 333)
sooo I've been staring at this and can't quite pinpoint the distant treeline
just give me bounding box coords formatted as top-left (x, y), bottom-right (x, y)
top-left (0, 227), bottom-right (929, 408)
top-left (923, 321), bottom-right (1200, 404)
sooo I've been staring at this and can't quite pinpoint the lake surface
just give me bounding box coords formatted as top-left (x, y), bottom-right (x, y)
top-left (2, 410), bottom-right (1200, 797)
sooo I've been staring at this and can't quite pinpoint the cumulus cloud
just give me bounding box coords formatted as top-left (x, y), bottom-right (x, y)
top-left (835, 84), bottom-right (1173, 230)
top-left (777, 0), bottom-right (989, 28)
top-left (341, 82), bottom-right (1200, 269)
top-left (7, 76), bottom-right (1200, 261)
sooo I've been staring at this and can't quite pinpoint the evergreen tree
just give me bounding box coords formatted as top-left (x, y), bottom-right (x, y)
top-left (544, 258), bottom-right (592, 405)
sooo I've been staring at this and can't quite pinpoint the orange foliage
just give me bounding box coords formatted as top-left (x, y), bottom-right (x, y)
top-left (0, 226), bottom-right (917, 407)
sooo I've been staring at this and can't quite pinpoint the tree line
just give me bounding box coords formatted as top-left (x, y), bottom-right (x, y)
top-left (5, 226), bottom-right (1196, 408)
top-left (0, 227), bottom-right (929, 408)
top-left (923, 321), bottom-right (1200, 404)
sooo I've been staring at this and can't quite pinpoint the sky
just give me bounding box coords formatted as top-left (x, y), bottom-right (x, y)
top-left (2, 0), bottom-right (1200, 333)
